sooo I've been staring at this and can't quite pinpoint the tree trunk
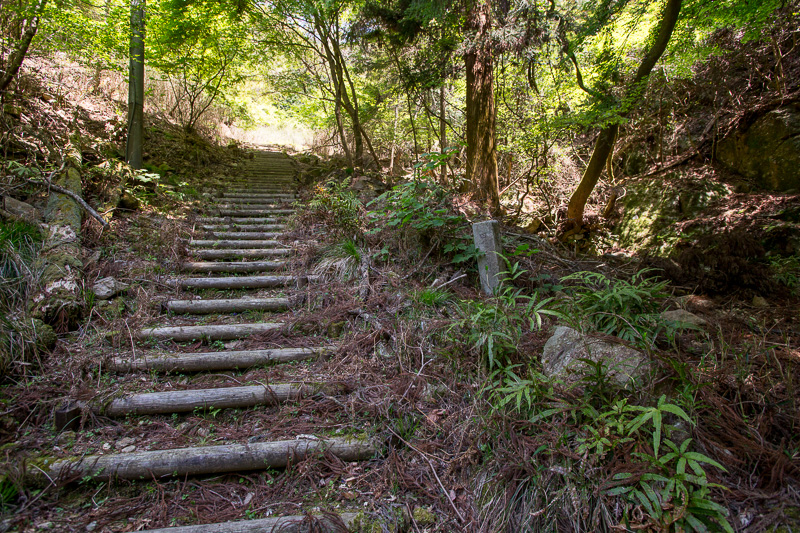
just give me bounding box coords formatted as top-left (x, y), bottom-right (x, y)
top-left (565, 124), bottom-right (618, 226)
top-left (126, 0), bottom-right (145, 169)
top-left (389, 103), bottom-right (399, 175)
top-left (440, 83), bottom-right (447, 182)
top-left (0, 0), bottom-right (47, 94)
top-left (334, 94), bottom-right (352, 165)
top-left (465, 0), bottom-right (500, 213)
top-left (566, 0), bottom-right (682, 226)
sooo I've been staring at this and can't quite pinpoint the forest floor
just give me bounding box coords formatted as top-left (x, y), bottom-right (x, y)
top-left (1, 61), bottom-right (799, 533)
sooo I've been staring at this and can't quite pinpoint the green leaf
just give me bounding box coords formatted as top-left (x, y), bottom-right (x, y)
top-left (682, 452), bottom-right (727, 472)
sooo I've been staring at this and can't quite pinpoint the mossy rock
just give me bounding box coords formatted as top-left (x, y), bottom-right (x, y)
top-left (716, 105), bottom-right (800, 192)
top-left (615, 173), bottom-right (730, 255)
top-left (349, 508), bottom-right (409, 532)
top-left (412, 507), bottom-right (436, 527)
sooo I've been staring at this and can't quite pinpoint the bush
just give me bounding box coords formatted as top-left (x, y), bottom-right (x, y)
top-left (367, 178), bottom-right (478, 264)
top-left (299, 177), bottom-right (362, 236)
top-left (559, 269), bottom-right (673, 348)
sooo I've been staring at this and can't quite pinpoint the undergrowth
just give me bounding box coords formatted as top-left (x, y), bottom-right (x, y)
top-left (0, 220), bottom-right (48, 376)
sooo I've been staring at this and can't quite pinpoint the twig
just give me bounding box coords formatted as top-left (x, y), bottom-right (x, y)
top-left (28, 164), bottom-right (110, 228)
top-left (389, 428), bottom-right (466, 524)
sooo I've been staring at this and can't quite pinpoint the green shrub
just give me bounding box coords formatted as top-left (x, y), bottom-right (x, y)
top-left (367, 178), bottom-right (479, 264)
top-left (302, 177), bottom-right (362, 235)
top-left (559, 269), bottom-right (673, 348)
top-left (450, 263), bottom-right (558, 370)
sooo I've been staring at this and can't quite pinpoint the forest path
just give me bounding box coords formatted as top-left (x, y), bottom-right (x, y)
top-left (52, 151), bottom-right (376, 532)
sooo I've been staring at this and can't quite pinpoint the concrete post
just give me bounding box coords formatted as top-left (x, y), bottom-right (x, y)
top-left (472, 220), bottom-right (502, 295)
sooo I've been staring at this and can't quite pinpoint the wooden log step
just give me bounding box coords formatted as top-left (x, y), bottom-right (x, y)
top-left (217, 193), bottom-right (297, 204)
top-left (46, 436), bottom-right (376, 481)
top-left (139, 513), bottom-right (358, 533)
top-left (230, 176), bottom-right (293, 179)
top-left (226, 182), bottom-right (294, 188)
top-left (189, 239), bottom-right (282, 249)
top-left (216, 203), bottom-right (292, 209)
top-left (98, 383), bottom-right (309, 416)
top-left (193, 249), bottom-right (291, 260)
top-left (196, 217), bottom-right (287, 224)
top-left (216, 209), bottom-right (294, 216)
top-left (222, 193), bottom-right (296, 199)
top-left (176, 275), bottom-right (302, 289)
top-left (181, 261), bottom-right (285, 273)
top-left (165, 297), bottom-right (291, 314)
top-left (226, 187), bottom-right (295, 192)
top-left (111, 346), bottom-right (330, 372)
top-left (206, 232), bottom-right (280, 240)
top-left (199, 223), bottom-right (285, 231)
top-left (136, 322), bottom-right (282, 342)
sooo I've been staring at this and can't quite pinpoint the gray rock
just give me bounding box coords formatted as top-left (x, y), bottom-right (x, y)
top-left (661, 309), bottom-right (707, 327)
top-left (121, 445), bottom-right (137, 453)
top-left (541, 326), bottom-right (650, 386)
top-left (472, 220), bottom-right (502, 295)
top-left (115, 437), bottom-right (136, 449)
top-left (3, 196), bottom-right (40, 221)
top-left (716, 105), bottom-right (800, 191)
top-left (93, 276), bottom-right (129, 300)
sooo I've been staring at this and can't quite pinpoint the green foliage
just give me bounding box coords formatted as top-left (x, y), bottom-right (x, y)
top-left (414, 287), bottom-right (450, 307)
top-left (413, 147), bottom-right (459, 175)
top-left (769, 255), bottom-right (800, 294)
top-left (149, 0), bottom-right (255, 132)
top-left (368, 178), bottom-right (478, 264)
top-left (0, 219), bottom-right (46, 376)
top-left (612, 434), bottom-right (733, 532)
top-left (487, 362), bottom-right (733, 532)
top-left (0, 477), bottom-right (18, 513)
top-left (450, 263), bottom-right (557, 370)
top-left (559, 269), bottom-right (673, 348)
top-left (304, 178), bottom-right (362, 235)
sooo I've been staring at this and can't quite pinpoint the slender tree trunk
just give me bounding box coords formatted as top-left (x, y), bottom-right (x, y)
top-left (389, 102), bottom-right (399, 175)
top-left (465, 0), bottom-right (500, 213)
top-left (0, 0), bottom-right (47, 94)
top-left (440, 83), bottom-right (447, 182)
top-left (334, 95), bottom-right (352, 164)
top-left (126, 0), bottom-right (145, 169)
top-left (566, 0), bottom-right (682, 226)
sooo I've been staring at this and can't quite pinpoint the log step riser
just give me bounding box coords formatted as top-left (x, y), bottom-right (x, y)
top-left (111, 347), bottom-right (329, 372)
top-left (205, 232), bottom-right (281, 240)
top-left (199, 224), bottom-right (286, 231)
top-left (165, 298), bottom-right (290, 314)
top-left (47, 437), bottom-right (376, 481)
top-left (193, 249), bottom-right (291, 259)
top-left (181, 261), bottom-right (286, 273)
top-left (136, 322), bottom-right (282, 342)
top-left (139, 513), bottom-right (358, 533)
top-left (190, 240), bottom-right (283, 249)
top-left (178, 276), bottom-right (306, 289)
top-left (101, 384), bottom-right (308, 416)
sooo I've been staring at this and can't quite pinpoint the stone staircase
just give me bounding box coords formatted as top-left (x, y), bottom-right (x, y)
top-left (51, 151), bottom-right (376, 532)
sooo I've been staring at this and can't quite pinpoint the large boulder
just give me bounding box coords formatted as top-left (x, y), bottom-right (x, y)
top-left (615, 173), bottom-right (730, 254)
top-left (716, 105), bottom-right (800, 192)
top-left (541, 326), bottom-right (650, 386)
